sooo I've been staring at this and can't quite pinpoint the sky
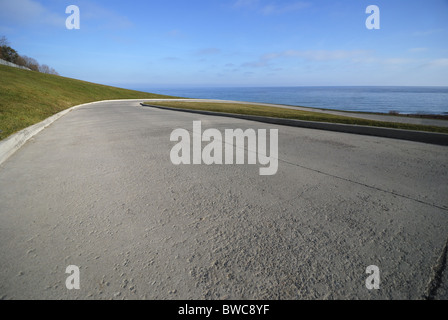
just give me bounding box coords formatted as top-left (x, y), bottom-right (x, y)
top-left (0, 0), bottom-right (447, 88)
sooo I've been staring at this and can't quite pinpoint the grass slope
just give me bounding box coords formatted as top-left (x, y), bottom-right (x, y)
top-left (0, 64), bottom-right (178, 140)
top-left (145, 100), bottom-right (448, 134)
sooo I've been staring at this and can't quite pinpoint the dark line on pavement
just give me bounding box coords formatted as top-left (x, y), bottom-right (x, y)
top-left (281, 159), bottom-right (448, 212)
top-left (181, 119), bottom-right (448, 212)
top-left (424, 236), bottom-right (448, 299)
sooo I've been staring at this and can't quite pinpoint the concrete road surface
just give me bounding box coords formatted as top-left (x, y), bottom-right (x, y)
top-left (0, 100), bottom-right (447, 300)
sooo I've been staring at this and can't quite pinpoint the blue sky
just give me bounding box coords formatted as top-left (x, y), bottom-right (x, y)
top-left (0, 0), bottom-right (447, 88)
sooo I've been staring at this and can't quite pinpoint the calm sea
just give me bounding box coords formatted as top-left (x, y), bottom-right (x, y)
top-left (144, 86), bottom-right (448, 115)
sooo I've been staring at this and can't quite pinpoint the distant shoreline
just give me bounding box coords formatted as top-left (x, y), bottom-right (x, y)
top-left (283, 104), bottom-right (448, 119)
top-left (140, 86), bottom-right (448, 116)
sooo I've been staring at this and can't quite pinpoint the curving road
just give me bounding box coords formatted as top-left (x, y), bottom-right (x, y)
top-left (0, 100), bottom-right (447, 300)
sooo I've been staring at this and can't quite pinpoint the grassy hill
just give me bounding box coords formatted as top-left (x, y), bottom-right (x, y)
top-left (0, 64), bottom-right (178, 140)
top-left (2, 64), bottom-right (447, 142)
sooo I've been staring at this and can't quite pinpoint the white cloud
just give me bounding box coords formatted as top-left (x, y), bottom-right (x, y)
top-left (424, 58), bottom-right (448, 68)
top-left (382, 58), bottom-right (415, 65)
top-left (243, 50), bottom-right (371, 67)
top-left (412, 29), bottom-right (444, 36)
top-left (242, 60), bottom-right (270, 68)
top-left (408, 47), bottom-right (428, 53)
top-left (78, 1), bottom-right (133, 29)
top-left (167, 29), bottom-right (185, 38)
top-left (233, 0), bottom-right (259, 8)
top-left (233, 0), bottom-right (310, 15)
top-left (196, 48), bottom-right (221, 55)
top-left (261, 2), bottom-right (310, 15)
top-left (241, 49), bottom-right (379, 70)
top-left (283, 50), bottom-right (370, 61)
top-left (0, 0), bottom-right (64, 27)
top-left (241, 49), bottom-right (441, 75)
top-left (0, 0), bottom-right (133, 30)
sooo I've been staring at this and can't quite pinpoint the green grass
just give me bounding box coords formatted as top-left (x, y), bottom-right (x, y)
top-left (2, 63), bottom-right (447, 140)
top-left (144, 100), bottom-right (448, 134)
top-left (0, 64), bottom-right (180, 140)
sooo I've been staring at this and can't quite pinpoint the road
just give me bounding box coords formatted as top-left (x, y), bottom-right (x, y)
top-left (0, 100), bottom-right (447, 300)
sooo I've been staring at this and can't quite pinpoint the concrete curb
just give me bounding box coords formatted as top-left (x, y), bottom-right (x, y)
top-left (0, 99), bottom-right (149, 166)
top-left (141, 103), bottom-right (448, 146)
top-left (2, 98), bottom-right (446, 167)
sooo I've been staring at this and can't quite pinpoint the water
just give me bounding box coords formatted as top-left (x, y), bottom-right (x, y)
top-left (144, 86), bottom-right (448, 115)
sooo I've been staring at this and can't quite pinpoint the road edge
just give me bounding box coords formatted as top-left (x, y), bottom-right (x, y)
top-left (0, 99), bottom-right (147, 166)
top-left (2, 98), bottom-right (447, 167)
top-left (141, 103), bottom-right (448, 146)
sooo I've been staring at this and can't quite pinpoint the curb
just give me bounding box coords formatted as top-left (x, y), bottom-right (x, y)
top-left (141, 103), bottom-right (448, 146)
top-left (0, 99), bottom-right (148, 166)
